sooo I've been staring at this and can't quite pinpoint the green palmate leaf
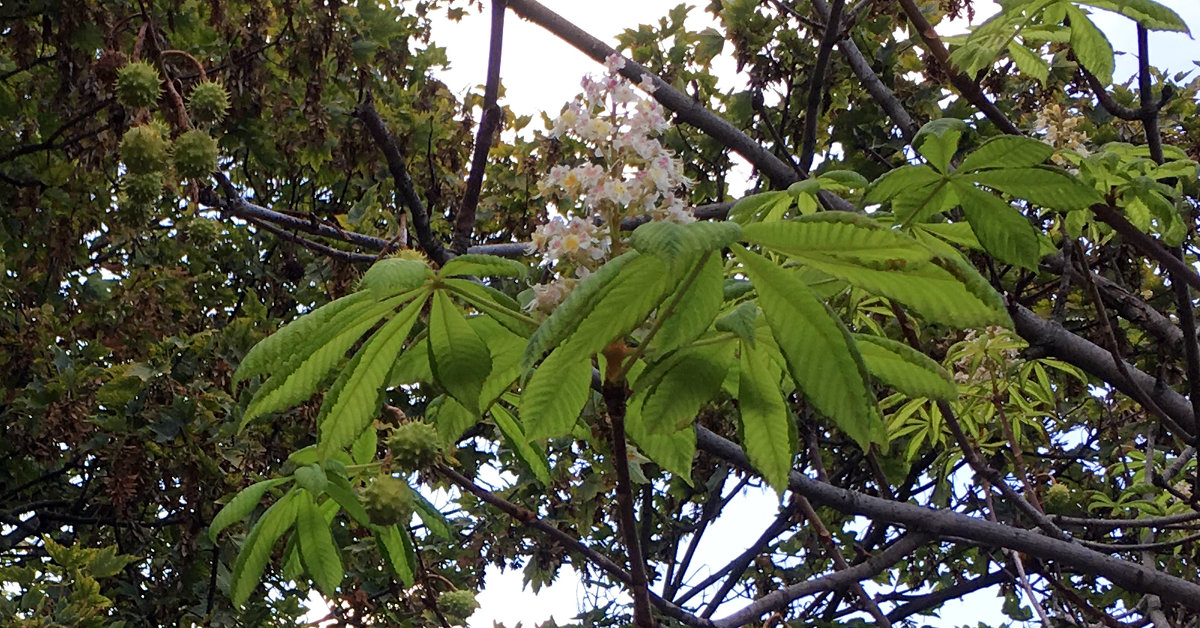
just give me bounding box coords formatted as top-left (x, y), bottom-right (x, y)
top-left (894, 179), bottom-right (956, 226)
top-left (439, 253), bottom-right (528, 278)
top-left (951, 180), bottom-right (1043, 269)
top-left (412, 492), bottom-right (453, 540)
top-left (816, 169), bottom-right (869, 191)
top-left (294, 464), bottom-right (328, 495)
top-left (737, 340), bottom-right (794, 492)
top-left (375, 524), bottom-right (415, 586)
top-left (235, 291), bottom-right (371, 384)
top-left (734, 246), bottom-right (883, 448)
top-left (474, 315), bottom-right (527, 406)
top-left (958, 136), bottom-right (1054, 172)
top-left (853, 335), bottom-right (958, 401)
top-left (556, 253), bottom-right (676, 359)
top-left (1076, 0), bottom-right (1190, 32)
top-left (445, 278), bottom-right (538, 337)
top-left (1066, 5), bottom-right (1115, 82)
top-left (296, 491), bottom-right (343, 597)
top-left (864, 165), bottom-right (943, 205)
top-left (521, 347), bottom-right (593, 440)
top-left (626, 402), bottom-right (696, 481)
top-left (630, 220), bottom-right (741, 263)
top-left (428, 395), bottom-right (477, 445)
top-left (914, 119), bottom-right (968, 173)
top-left (522, 251), bottom-right (639, 370)
top-left (1007, 41), bottom-right (1049, 84)
top-left (651, 254), bottom-right (725, 354)
top-left (317, 296), bottom-right (425, 457)
top-left (971, 166), bottom-right (1103, 211)
top-left (209, 478), bottom-right (289, 542)
top-left (743, 213), bottom-right (933, 268)
top-left (728, 190), bottom-right (792, 224)
top-left (491, 403), bottom-right (552, 485)
top-left (324, 474), bottom-right (370, 527)
top-left (388, 333), bottom-right (432, 387)
top-left (240, 293), bottom-right (412, 430)
top-left (913, 222), bottom-right (985, 251)
top-left (351, 427), bottom-right (377, 465)
top-left (634, 338), bottom-right (735, 434)
top-left (231, 489), bottom-right (300, 606)
top-left (428, 290), bottom-right (493, 414)
top-left (360, 257), bottom-right (432, 295)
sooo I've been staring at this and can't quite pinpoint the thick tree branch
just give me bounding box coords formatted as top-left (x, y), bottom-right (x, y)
top-left (694, 426), bottom-right (1200, 611)
top-left (798, 0), bottom-right (845, 173)
top-left (454, 0), bottom-right (507, 254)
top-left (1091, 204), bottom-right (1200, 294)
top-left (354, 97), bottom-right (450, 264)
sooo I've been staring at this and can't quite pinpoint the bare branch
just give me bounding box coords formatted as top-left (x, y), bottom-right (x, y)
top-left (799, 0), bottom-right (845, 173)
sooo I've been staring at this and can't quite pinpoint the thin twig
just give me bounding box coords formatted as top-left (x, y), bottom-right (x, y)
top-left (799, 0), bottom-right (844, 173)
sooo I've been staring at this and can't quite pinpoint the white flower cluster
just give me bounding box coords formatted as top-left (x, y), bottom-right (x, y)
top-left (525, 54), bottom-right (694, 314)
top-left (1033, 103), bottom-right (1089, 163)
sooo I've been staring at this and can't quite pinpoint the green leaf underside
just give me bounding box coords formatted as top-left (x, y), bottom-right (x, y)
top-left (743, 214), bottom-right (933, 268)
top-left (241, 292), bottom-right (414, 429)
top-left (914, 119), bottom-right (967, 173)
top-left (737, 340), bottom-right (794, 492)
top-left (324, 474), bottom-right (370, 527)
top-left (209, 478), bottom-right (289, 542)
top-left (360, 257), bottom-right (431, 295)
top-left (734, 246), bottom-right (883, 449)
top-left (413, 491), bottom-right (453, 540)
top-left (864, 165), bottom-right (943, 205)
top-left (491, 403), bottom-right (552, 485)
top-left (430, 395), bottom-right (478, 446)
top-left (375, 524), bottom-right (415, 586)
top-left (634, 339), bottom-right (734, 434)
top-left (557, 253), bottom-right (676, 359)
top-left (1076, 0), bottom-right (1189, 33)
top-left (729, 190), bottom-right (792, 224)
top-left (296, 492), bottom-right (343, 596)
top-left (651, 254), bottom-right (725, 354)
top-left (970, 167), bottom-right (1102, 210)
top-left (317, 296), bottom-right (425, 457)
top-left (439, 253), bottom-right (527, 278)
top-left (630, 220), bottom-right (741, 262)
top-left (429, 289), bottom-right (493, 414)
top-left (952, 180), bottom-right (1043, 270)
top-left (521, 347), bottom-right (593, 440)
top-left (853, 334), bottom-right (958, 401)
top-left (235, 291), bottom-right (370, 384)
top-left (957, 136), bottom-right (1054, 172)
top-left (626, 404), bottom-right (696, 481)
top-left (446, 278), bottom-right (538, 337)
top-left (232, 489), bottom-right (300, 606)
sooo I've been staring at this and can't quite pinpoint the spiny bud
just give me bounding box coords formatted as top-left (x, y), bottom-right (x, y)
top-left (172, 129), bottom-right (218, 179)
top-left (115, 61), bottom-right (162, 109)
top-left (437, 589), bottom-right (479, 623)
top-left (359, 475), bottom-right (414, 527)
top-left (188, 81), bottom-right (230, 124)
top-left (122, 171), bottom-right (163, 205)
top-left (1044, 482), bottom-right (1071, 511)
top-left (387, 421), bottom-right (441, 473)
top-left (119, 125), bottom-right (169, 175)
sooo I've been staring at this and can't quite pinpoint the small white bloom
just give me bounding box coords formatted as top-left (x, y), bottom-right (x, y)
top-left (604, 53), bottom-right (627, 74)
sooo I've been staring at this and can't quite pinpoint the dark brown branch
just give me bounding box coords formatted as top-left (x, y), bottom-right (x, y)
top-left (1090, 204), bottom-right (1200, 296)
top-left (246, 217), bottom-right (378, 263)
top-left (895, 0), bottom-right (1021, 135)
top-left (713, 533), bottom-right (928, 627)
top-left (602, 382), bottom-right (655, 627)
top-left (884, 569), bottom-right (1011, 622)
top-left (454, 0), bottom-right (507, 254)
top-left (1052, 511), bottom-right (1200, 531)
top-left (799, 0), bottom-right (844, 173)
top-left (676, 500), bottom-right (797, 607)
top-left (354, 97), bottom-right (450, 264)
top-left (794, 496), bottom-right (892, 626)
top-left (694, 426), bottom-right (1200, 612)
top-left (1077, 531), bottom-right (1200, 553)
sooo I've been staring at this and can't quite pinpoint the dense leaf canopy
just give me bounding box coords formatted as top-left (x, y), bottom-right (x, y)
top-left (3, 0), bottom-right (1200, 626)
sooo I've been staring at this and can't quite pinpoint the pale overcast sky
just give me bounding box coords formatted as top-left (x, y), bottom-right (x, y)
top-left (311, 1), bottom-right (1200, 625)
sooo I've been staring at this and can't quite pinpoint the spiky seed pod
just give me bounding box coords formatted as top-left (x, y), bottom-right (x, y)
top-left (122, 171), bottom-right (163, 205)
top-left (359, 475), bottom-right (414, 527)
top-left (1044, 482), bottom-right (1071, 510)
top-left (188, 81), bottom-right (230, 124)
top-left (437, 590), bottom-right (479, 623)
top-left (115, 61), bottom-right (162, 109)
top-left (172, 129), bottom-right (219, 179)
top-left (387, 422), bottom-right (442, 472)
top-left (119, 125), bottom-right (170, 175)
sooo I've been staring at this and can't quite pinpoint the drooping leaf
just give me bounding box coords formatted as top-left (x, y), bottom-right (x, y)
top-left (491, 403), bottom-right (552, 485)
top-left (853, 334), bottom-right (958, 401)
top-left (209, 478), bottom-right (289, 542)
top-left (294, 464), bottom-right (328, 495)
top-left (957, 136), bottom-right (1054, 173)
top-left (439, 254), bottom-right (527, 279)
top-left (351, 427), bottom-right (378, 465)
top-left (913, 119), bottom-right (968, 173)
top-left (728, 190), bottom-right (792, 224)
top-left (630, 220), bottom-right (740, 263)
top-left (951, 180), bottom-right (1043, 269)
top-left (375, 524), bottom-right (415, 586)
top-left (445, 278), bottom-right (538, 337)
top-left (231, 489), bottom-right (300, 606)
top-left (428, 395), bottom-right (478, 445)
top-left (520, 347), bottom-right (593, 440)
top-left (1006, 41), bottom-right (1049, 84)
top-left (428, 290), bottom-right (492, 414)
top-left (323, 474), bottom-right (371, 527)
top-left (360, 257), bottom-right (432, 295)
top-left (715, 301), bottom-right (758, 345)
top-left (736, 340), bottom-right (794, 492)
top-left (296, 491), bottom-right (343, 597)
top-left (633, 338), bottom-right (735, 434)
top-left (317, 296), bottom-right (425, 457)
top-left (625, 405), bottom-right (696, 481)
top-left (971, 167), bottom-right (1103, 210)
top-left (864, 165), bottom-right (943, 205)
top-left (412, 491), bottom-right (453, 540)
top-left (743, 213), bottom-right (933, 268)
top-left (234, 291), bottom-right (370, 384)
top-left (651, 254), bottom-right (725, 354)
top-left (734, 246), bottom-right (883, 448)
